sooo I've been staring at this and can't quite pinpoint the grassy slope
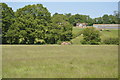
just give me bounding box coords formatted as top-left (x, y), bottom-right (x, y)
top-left (71, 27), bottom-right (119, 44)
top-left (72, 27), bottom-right (83, 38)
top-left (72, 27), bottom-right (83, 44)
top-left (2, 45), bottom-right (118, 78)
top-left (72, 27), bottom-right (83, 36)
top-left (100, 30), bottom-right (118, 41)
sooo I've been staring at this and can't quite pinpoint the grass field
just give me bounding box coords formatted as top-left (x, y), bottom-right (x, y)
top-left (72, 27), bottom-right (83, 37)
top-left (100, 30), bottom-right (118, 41)
top-left (71, 27), bottom-right (119, 44)
top-left (2, 45), bottom-right (118, 78)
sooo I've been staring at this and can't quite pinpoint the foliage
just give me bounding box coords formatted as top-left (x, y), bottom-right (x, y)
top-left (7, 4), bottom-right (51, 44)
top-left (81, 27), bottom-right (101, 45)
top-left (68, 14), bottom-right (93, 26)
top-left (1, 3), bottom-right (73, 44)
top-left (34, 38), bottom-right (45, 44)
top-left (71, 27), bottom-right (119, 45)
top-left (0, 3), bottom-right (14, 44)
top-left (94, 14), bottom-right (118, 24)
top-left (103, 37), bottom-right (119, 45)
top-left (51, 14), bottom-right (73, 43)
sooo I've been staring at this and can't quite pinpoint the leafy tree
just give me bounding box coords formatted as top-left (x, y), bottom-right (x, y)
top-left (102, 14), bottom-right (110, 24)
top-left (94, 17), bottom-right (103, 24)
top-left (94, 14), bottom-right (118, 24)
top-left (113, 11), bottom-right (120, 24)
top-left (81, 27), bottom-right (101, 45)
top-left (65, 13), bottom-right (72, 19)
top-left (69, 14), bottom-right (92, 26)
top-left (0, 3), bottom-right (14, 44)
top-left (50, 14), bottom-right (73, 43)
top-left (7, 4), bottom-right (51, 44)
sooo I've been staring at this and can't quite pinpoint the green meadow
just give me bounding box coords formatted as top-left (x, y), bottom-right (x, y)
top-left (1, 2), bottom-right (119, 79)
top-left (2, 45), bottom-right (118, 78)
top-left (71, 27), bottom-right (119, 44)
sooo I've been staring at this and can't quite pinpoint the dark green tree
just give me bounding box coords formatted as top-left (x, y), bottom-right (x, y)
top-left (50, 14), bottom-right (73, 43)
top-left (102, 14), bottom-right (110, 24)
top-left (0, 3), bottom-right (14, 44)
top-left (81, 27), bottom-right (101, 45)
top-left (94, 14), bottom-right (118, 24)
top-left (7, 4), bottom-right (51, 44)
top-left (94, 17), bottom-right (103, 24)
top-left (69, 14), bottom-right (92, 26)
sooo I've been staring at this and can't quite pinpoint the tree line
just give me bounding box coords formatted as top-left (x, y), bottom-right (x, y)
top-left (0, 3), bottom-right (119, 44)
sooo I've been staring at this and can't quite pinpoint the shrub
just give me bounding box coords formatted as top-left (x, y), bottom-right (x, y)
top-left (34, 39), bottom-right (45, 44)
top-left (57, 40), bottom-right (62, 45)
top-left (103, 37), bottom-right (119, 45)
top-left (81, 27), bottom-right (101, 45)
top-left (81, 40), bottom-right (100, 45)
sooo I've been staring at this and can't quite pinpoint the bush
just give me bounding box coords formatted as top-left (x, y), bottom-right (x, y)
top-left (34, 39), bottom-right (46, 44)
top-left (103, 37), bottom-right (119, 45)
top-left (81, 40), bottom-right (101, 45)
top-left (81, 27), bottom-right (101, 45)
top-left (57, 40), bottom-right (62, 45)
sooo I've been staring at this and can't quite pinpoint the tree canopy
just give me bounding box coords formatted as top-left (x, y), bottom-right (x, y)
top-left (0, 3), bottom-right (14, 43)
top-left (81, 27), bottom-right (101, 45)
top-left (1, 3), bottom-right (73, 44)
top-left (94, 14), bottom-right (118, 24)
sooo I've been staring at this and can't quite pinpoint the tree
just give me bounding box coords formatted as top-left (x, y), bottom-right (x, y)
top-left (81, 27), bottom-right (101, 45)
top-left (94, 17), bottom-right (103, 24)
top-left (0, 3), bottom-right (14, 44)
top-left (114, 11), bottom-right (120, 24)
top-left (65, 13), bottom-right (72, 19)
top-left (69, 14), bottom-right (92, 26)
top-left (102, 14), bottom-right (110, 24)
top-left (49, 14), bottom-right (73, 43)
top-left (7, 4), bottom-right (51, 44)
top-left (94, 14), bottom-right (118, 24)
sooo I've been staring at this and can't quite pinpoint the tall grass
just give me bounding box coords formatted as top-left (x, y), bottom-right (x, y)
top-left (2, 45), bottom-right (118, 78)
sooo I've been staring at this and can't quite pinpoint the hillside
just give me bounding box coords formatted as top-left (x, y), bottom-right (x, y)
top-left (71, 27), bottom-right (119, 44)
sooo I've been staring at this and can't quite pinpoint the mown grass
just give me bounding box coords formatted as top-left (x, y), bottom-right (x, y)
top-left (2, 45), bottom-right (118, 78)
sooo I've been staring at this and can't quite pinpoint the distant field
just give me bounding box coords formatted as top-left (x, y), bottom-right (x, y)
top-left (71, 27), bottom-right (119, 44)
top-left (72, 27), bottom-right (83, 38)
top-left (2, 45), bottom-right (118, 78)
top-left (100, 30), bottom-right (118, 41)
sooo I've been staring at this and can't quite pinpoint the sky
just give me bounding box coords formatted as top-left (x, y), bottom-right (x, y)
top-left (1, 0), bottom-right (119, 2)
top-left (3, 2), bottom-right (118, 18)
